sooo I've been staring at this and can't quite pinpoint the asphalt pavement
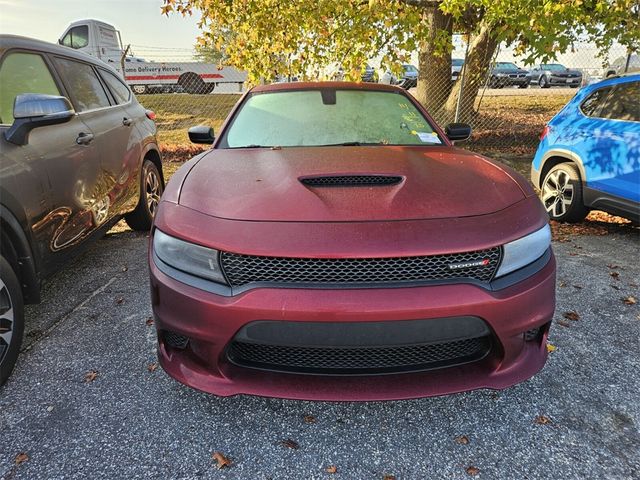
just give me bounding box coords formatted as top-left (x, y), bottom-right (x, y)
top-left (1, 225), bottom-right (639, 479)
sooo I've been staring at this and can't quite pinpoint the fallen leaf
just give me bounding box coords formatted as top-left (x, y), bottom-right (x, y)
top-left (563, 311), bottom-right (580, 321)
top-left (534, 415), bottom-right (552, 425)
top-left (122, 266), bottom-right (128, 272)
top-left (147, 362), bottom-right (158, 372)
top-left (466, 466), bottom-right (480, 476)
top-left (115, 296), bottom-right (124, 305)
top-left (383, 475), bottom-right (396, 480)
top-left (629, 283), bottom-right (638, 288)
top-left (14, 452), bottom-right (29, 465)
top-left (623, 296), bottom-right (637, 305)
top-left (281, 439), bottom-right (300, 450)
top-left (303, 415), bottom-right (317, 424)
top-left (325, 465), bottom-right (337, 474)
top-left (607, 264), bottom-right (621, 269)
top-left (558, 281), bottom-right (567, 288)
top-left (145, 317), bottom-right (154, 326)
top-left (610, 271), bottom-right (620, 280)
top-left (212, 452), bottom-right (232, 469)
top-left (455, 435), bottom-right (470, 445)
top-left (546, 343), bottom-right (556, 353)
top-left (84, 370), bottom-right (99, 383)
top-left (557, 320), bottom-right (571, 328)
top-left (46, 405), bottom-right (54, 412)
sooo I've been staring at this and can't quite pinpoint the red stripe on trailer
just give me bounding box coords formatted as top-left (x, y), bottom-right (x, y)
top-left (125, 73), bottom-right (224, 81)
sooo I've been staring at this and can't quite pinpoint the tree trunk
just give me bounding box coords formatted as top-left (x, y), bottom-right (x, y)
top-left (414, 5), bottom-right (452, 115)
top-left (442, 22), bottom-right (498, 124)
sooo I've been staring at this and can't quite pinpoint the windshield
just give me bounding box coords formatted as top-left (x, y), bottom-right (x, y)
top-left (495, 62), bottom-right (519, 70)
top-left (221, 89), bottom-right (443, 148)
top-left (403, 64), bottom-right (418, 73)
top-left (541, 64), bottom-right (566, 71)
top-left (452, 59), bottom-right (464, 66)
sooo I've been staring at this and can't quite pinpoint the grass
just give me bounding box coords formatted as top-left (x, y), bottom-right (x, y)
top-left (139, 93), bottom-right (241, 146)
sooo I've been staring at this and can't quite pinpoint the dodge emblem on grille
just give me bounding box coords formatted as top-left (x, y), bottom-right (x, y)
top-left (448, 258), bottom-right (491, 270)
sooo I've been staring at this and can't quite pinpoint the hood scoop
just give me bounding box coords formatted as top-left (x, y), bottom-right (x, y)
top-left (300, 175), bottom-right (403, 187)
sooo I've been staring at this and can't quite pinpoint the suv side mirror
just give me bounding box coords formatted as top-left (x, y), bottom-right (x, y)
top-left (188, 125), bottom-right (215, 144)
top-left (5, 94), bottom-right (75, 146)
top-left (444, 123), bottom-right (472, 142)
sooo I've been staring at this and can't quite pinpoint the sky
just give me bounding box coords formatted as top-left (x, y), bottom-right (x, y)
top-left (0, 0), bottom-right (202, 54)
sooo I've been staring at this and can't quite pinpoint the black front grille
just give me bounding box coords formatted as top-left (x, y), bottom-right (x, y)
top-left (228, 336), bottom-right (491, 375)
top-left (220, 247), bottom-right (501, 287)
top-left (300, 175), bottom-right (403, 187)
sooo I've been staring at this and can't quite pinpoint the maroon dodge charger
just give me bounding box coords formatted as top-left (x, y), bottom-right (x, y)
top-left (149, 82), bottom-right (555, 400)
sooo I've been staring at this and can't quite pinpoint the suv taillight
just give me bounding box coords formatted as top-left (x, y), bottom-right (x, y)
top-left (539, 125), bottom-right (550, 140)
top-left (145, 110), bottom-right (156, 121)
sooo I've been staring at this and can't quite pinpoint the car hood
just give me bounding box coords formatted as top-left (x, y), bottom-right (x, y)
top-left (179, 146), bottom-right (526, 222)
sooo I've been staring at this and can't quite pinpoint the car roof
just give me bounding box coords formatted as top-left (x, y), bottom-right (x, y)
top-left (252, 81), bottom-right (408, 94)
top-left (0, 34), bottom-right (121, 76)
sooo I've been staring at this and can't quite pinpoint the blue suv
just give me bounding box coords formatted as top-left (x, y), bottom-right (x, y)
top-left (531, 74), bottom-right (639, 223)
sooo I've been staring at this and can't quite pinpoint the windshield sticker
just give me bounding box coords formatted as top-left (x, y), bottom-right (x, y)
top-left (416, 131), bottom-right (441, 144)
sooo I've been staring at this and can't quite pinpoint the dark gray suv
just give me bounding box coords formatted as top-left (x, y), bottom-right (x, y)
top-left (0, 35), bottom-right (164, 385)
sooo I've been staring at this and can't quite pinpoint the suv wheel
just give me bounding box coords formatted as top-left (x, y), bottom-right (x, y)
top-left (125, 159), bottom-right (164, 231)
top-left (541, 163), bottom-right (589, 223)
top-left (0, 255), bottom-right (24, 386)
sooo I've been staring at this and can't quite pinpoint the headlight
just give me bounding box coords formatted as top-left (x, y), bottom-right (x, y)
top-left (153, 229), bottom-right (226, 284)
top-left (496, 73), bottom-right (507, 77)
top-left (495, 224), bottom-right (551, 278)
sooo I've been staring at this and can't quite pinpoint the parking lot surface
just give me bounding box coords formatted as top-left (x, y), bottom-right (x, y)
top-left (1, 225), bottom-right (639, 479)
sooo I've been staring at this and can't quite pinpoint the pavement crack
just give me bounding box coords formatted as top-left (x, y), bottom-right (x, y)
top-left (21, 276), bottom-right (119, 352)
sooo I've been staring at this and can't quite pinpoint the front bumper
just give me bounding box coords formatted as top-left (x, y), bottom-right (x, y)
top-left (498, 76), bottom-right (530, 86)
top-left (150, 249), bottom-right (556, 401)
top-left (548, 76), bottom-right (581, 86)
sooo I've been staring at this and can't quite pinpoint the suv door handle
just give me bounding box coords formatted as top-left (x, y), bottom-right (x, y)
top-left (122, 117), bottom-right (132, 126)
top-left (76, 132), bottom-right (94, 145)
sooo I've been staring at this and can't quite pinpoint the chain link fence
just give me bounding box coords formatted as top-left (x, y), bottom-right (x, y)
top-left (127, 42), bottom-right (634, 163)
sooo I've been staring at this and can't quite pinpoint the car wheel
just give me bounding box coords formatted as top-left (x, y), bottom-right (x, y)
top-left (488, 76), bottom-right (498, 88)
top-left (0, 255), bottom-right (24, 386)
top-left (179, 72), bottom-right (207, 94)
top-left (519, 82), bottom-right (529, 89)
top-left (538, 76), bottom-right (550, 88)
top-left (541, 163), bottom-right (589, 223)
top-left (132, 85), bottom-right (147, 95)
top-left (125, 159), bottom-right (164, 231)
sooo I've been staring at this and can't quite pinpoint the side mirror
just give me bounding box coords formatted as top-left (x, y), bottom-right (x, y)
top-left (5, 94), bottom-right (75, 146)
top-left (188, 125), bottom-right (215, 144)
top-left (444, 123), bottom-right (472, 142)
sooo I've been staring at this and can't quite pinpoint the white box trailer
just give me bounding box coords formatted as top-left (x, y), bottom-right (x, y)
top-left (58, 19), bottom-right (247, 94)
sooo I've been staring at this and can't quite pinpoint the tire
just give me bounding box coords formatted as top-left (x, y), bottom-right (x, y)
top-left (0, 255), bottom-right (24, 387)
top-left (519, 82), bottom-right (529, 89)
top-left (540, 163), bottom-right (589, 223)
top-left (539, 76), bottom-right (550, 88)
top-left (125, 159), bottom-right (164, 231)
top-left (132, 85), bottom-right (147, 95)
top-left (179, 72), bottom-right (207, 94)
top-left (488, 76), bottom-right (498, 88)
